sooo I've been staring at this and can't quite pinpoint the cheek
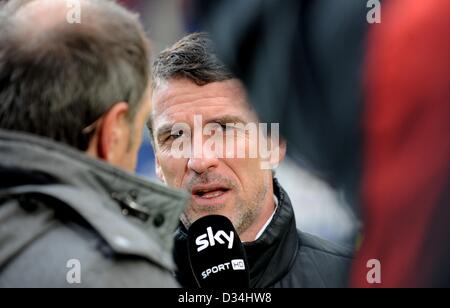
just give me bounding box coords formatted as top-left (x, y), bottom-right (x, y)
top-left (225, 157), bottom-right (266, 189)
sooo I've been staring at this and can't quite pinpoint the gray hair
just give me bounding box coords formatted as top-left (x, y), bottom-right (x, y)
top-left (152, 32), bottom-right (233, 89)
top-left (0, 0), bottom-right (150, 150)
top-left (149, 32), bottom-right (233, 141)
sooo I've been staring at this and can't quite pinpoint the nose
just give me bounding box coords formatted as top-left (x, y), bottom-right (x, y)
top-left (187, 118), bottom-right (222, 174)
top-left (187, 155), bottom-right (219, 174)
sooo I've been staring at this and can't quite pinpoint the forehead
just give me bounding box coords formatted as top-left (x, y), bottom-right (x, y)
top-left (152, 78), bottom-right (254, 124)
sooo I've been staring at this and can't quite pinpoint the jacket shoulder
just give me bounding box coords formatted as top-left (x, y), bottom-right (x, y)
top-left (295, 231), bottom-right (353, 288)
top-left (0, 193), bottom-right (178, 288)
top-left (275, 231), bottom-right (353, 288)
top-left (298, 231), bottom-right (354, 260)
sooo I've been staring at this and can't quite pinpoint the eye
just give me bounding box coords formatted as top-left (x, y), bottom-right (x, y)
top-left (220, 124), bottom-right (235, 131)
top-left (209, 124), bottom-right (232, 135)
top-left (160, 129), bottom-right (185, 144)
top-left (170, 129), bottom-right (184, 140)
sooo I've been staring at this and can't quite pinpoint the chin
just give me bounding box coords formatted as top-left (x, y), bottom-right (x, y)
top-left (187, 206), bottom-right (232, 222)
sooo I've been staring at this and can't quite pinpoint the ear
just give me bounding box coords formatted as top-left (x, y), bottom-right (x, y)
top-left (97, 102), bottom-right (131, 163)
top-left (268, 138), bottom-right (287, 169)
top-left (275, 138), bottom-right (287, 165)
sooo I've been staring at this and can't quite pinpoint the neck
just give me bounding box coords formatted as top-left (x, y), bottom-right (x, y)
top-left (239, 188), bottom-right (276, 242)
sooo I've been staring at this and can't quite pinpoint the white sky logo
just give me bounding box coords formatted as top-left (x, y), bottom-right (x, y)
top-left (196, 227), bottom-right (235, 253)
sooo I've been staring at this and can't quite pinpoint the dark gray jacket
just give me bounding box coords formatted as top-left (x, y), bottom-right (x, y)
top-left (0, 130), bottom-right (187, 288)
top-left (174, 179), bottom-right (354, 288)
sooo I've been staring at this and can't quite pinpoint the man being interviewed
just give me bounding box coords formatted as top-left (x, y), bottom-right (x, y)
top-left (149, 33), bottom-right (353, 288)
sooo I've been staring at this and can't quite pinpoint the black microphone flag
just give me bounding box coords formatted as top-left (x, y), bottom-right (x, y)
top-left (187, 215), bottom-right (250, 288)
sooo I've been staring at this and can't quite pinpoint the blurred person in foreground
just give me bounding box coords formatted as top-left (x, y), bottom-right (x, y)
top-left (0, 0), bottom-right (186, 288)
top-left (352, 0), bottom-right (450, 287)
top-left (148, 33), bottom-right (353, 288)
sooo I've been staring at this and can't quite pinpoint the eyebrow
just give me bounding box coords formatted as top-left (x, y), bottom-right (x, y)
top-left (156, 123), bottom-right (176, 140)
top-left (207, 115), bottom-right (248, 126)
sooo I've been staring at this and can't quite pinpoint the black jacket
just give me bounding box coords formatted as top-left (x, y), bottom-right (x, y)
top-left (174, 179), bottom-right (353, 288)
top-left (0, 130), bottom-right (187, 288)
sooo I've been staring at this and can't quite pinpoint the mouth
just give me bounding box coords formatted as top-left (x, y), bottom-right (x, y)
top-left (191, 184), bottom-right (231, 205)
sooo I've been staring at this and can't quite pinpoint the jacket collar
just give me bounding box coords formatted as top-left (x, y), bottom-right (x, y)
top-left (174, 178), bottom-right (299, 287)
top-left (244, 178), bottom-right (299, 287)
top-left (0, 130), bottom-right (188, 269)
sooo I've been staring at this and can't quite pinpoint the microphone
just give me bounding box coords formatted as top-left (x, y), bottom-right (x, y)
top-left (187, 215), bottom-right (250, 288)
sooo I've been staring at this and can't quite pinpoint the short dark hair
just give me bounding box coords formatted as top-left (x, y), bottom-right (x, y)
top-left (0, 0), bottom-right (150, 150)
top-left (149, 32), bottom-right (233, 141)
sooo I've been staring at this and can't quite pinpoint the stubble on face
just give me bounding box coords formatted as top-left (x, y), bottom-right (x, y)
top-left (181, 171), bottom-right (270, 236)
